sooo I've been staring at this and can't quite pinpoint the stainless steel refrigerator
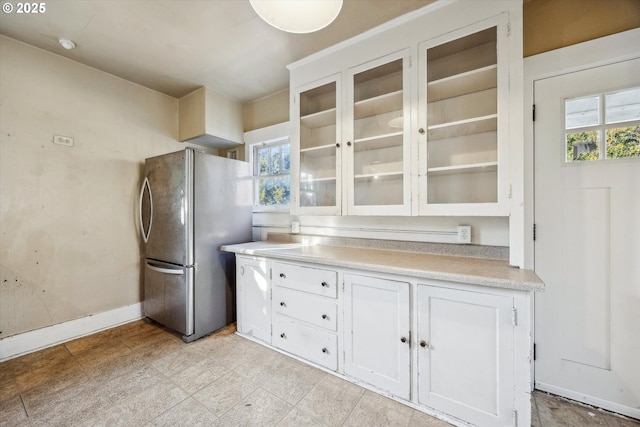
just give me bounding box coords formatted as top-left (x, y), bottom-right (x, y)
top-left (138, 148), bottom-right (252, 342)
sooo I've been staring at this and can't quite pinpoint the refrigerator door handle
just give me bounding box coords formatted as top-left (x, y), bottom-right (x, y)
top-left (146, 261), bottom-right (184, 275)
top-left (139, 177), bottom-right (152, 243)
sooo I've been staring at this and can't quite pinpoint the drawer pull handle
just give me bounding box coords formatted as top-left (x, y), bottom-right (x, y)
top-left (420, 340), bottom-right (428, 348)
top-left (279, 273), bottom-right (286, 278)
top-left (322, 347), bottom-right (328, 354)
top-left (280, 333), bottom-right (286, 339)
top-left (321, 282), bottom-right (329, 288)
top-left (280, 302), bottom-right (286, 307)
top-left (322, 314), bottom-right (327, 320)
top-left (418, 127), bottom-right (425, 135)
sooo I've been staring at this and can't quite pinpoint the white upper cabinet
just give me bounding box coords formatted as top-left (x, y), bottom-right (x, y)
top-left (346, 50), bottom-right (412, 215)
top-left (289, 2), bottom-right (521, 217)
top-left (292, 74), bottom-right (341, 215)
top-left (418, 14), bottom-right (510, 215)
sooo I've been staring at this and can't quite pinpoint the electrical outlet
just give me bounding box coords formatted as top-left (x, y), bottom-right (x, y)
top-left (291, 221), bottom-right (300, 234)
top-left (457, 225), bottom-right (471, 244)
top-left (53, 134), bottom-right (74, 147)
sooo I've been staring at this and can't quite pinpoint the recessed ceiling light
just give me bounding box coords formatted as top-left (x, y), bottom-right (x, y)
top-left (58, 37), bottom-right (76, 50)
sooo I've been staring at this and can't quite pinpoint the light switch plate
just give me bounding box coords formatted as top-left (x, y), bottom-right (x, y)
top-left (53, 134), bottom-right (74, 147)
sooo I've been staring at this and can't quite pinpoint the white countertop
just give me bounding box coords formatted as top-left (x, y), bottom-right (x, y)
top-left (222, 241), bottom-right (544, 292)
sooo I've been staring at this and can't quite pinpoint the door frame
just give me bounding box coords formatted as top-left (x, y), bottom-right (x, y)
top-left (523, 27), bottom-right (640, 270)
top-left (523, 28), bottom-right (640, 414)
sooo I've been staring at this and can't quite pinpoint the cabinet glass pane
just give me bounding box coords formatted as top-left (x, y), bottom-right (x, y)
top-left (426, 27), bottom-right (498, 204)
top-left (352, 58), bottom-right (404, 206)
top-left (299, 82), bottom-right (337, 208)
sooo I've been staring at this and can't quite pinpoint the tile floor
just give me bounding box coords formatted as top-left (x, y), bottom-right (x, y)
top-left (1, 320), bottom-right (638, 427)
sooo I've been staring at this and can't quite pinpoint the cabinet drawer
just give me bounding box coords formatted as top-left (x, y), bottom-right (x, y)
top-left (272, 318), bottom-right (338, 371)
top-left (272, 262), bottom-right (337, 298)
top-left (273, 287), bottom-right (337, 331)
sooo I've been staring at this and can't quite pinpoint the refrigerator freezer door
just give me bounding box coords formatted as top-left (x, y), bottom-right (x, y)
top-left (142, 150), bottom-right (194, 266)
top-left (144, 260), bottom-right (194, 336)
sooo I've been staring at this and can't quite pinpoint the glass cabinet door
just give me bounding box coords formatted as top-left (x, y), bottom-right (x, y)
top-left (347, 51), bottom-right (411, 215)
top-left (419, 19), bottom-right (507, 215)
top-left (295, 76), bottom-right (341, 214)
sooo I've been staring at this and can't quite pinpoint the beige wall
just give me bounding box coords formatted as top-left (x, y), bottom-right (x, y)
top-left (243, 88), bottom-right (290, 132)
top-left (0, 36), bottom-right (190, 338)
top-left (523, 0), bottom-right (640, 57)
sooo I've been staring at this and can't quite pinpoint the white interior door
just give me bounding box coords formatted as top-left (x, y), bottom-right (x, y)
top-left (534, 58), bottom-right (640, 419)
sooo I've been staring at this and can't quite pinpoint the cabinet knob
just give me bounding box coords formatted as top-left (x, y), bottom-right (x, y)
top-left (347, 141), bottom-right (352, 146)
top-left (322, 314), bottom-right (328, 319)
top-left (336, 142), bottom-right (341, 148)
top-left (420, 340), bottom-right (428, 348)
top-left (321, 281), bottom-right (329, 288)
top-left (322, 347), bottom-right (328, 354)
top-left (280, 302), bottom-right (286, 307)
top-left (418, 128), bottom-right (425, 134)
top-left (400, 336), bottom-right (409, 344)
top-left (279, 273), bottom-right (286, 278)
top-left (280, 333), bottom-right (286, 339)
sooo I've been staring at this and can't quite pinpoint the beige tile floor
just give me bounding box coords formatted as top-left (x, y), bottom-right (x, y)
top-left (1, 320), bottom-right (638, 427)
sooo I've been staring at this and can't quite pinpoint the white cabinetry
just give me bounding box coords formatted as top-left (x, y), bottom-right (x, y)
top-left (416, 282), bottom-right (515, 426)
top-left (343, 274), bottom-right (411, 399)
top-left (236, 256), bottom-right (271, 343)
top-left (292, 51), bottom-right (411, 215)
top-left (271, 262), bottom-right (339, 370)
top-left (418, 15), bottom-right (509, 215)
top-left (231, 247), bottom-right (534, 427)
top-left (289, 3), bottom-right (521, 217)
top-left (294, 75), bottom-right (341, 215)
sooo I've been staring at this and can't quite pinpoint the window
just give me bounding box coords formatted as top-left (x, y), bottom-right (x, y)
top-left (565, 87), bottom-right (640, 162)
top-left (253, 138), bottom-right (290, 208)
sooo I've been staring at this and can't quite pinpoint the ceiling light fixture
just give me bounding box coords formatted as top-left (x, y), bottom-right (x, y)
top-left (250, 0), bottom-right (343, 34)
top-left (58, 37), bottom-right (76, 50)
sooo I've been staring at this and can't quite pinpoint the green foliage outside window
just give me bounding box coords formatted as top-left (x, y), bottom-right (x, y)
top-left (566, 126), bottom-right (639, 162)
top-left (255, 142), bottom-right (290, 207)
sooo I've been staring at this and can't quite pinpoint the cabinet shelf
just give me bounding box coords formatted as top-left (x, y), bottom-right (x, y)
top-left (427, 162), bottom-right (497, 176)
top-left (354, 131), bottom-right (403, 152)
top-left (301, 176), bottom-right (337, 184)
top-left (300, 143), bottom-right (335, 157)
top-left (354, 171), bottom-right (403, 181)
top-left (355, 90), bottom-right (403, 119)
top-left (300, 108), bottom-right (336, 128)
top-left (428, 114), bottom-right (497, 140)
top-left (428, 65), bottom-right (497, 102)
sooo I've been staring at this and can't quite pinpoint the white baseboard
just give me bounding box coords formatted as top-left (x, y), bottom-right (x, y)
top-left (0, 303), bottom-right (143, 362)
top-left (536, 382), bottom-right (640, 420)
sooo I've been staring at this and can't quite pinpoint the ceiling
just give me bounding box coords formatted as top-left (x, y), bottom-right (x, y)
top-left (0, 0), bottom-right (435, 103)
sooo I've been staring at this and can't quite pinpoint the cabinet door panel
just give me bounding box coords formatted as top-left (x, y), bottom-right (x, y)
top-left (272, 287), bottom-right (338, 331)
top-left (346, 51), bottom-right (412, 215)
top-left (292, 74), bottom-right (342, 215)
top-left (237, 257), bottom-right (271, 343)
top-left (417, 285), bottom-right (514, 426)
top-left (344, 274), bottom-right (411, 399)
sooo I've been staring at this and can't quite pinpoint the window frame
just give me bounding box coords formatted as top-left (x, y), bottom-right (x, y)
top-left (250, 137), bottom-right (291, 212)
top-left (564, 86), bottom-right (640, 163)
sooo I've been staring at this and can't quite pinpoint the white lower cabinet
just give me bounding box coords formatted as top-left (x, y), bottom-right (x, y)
top-left (271, 262), bottom-right (339, 371)
top-left (416, 283), bottom-right (515, 426)
top-left (236, 256), bottom-right (271, 343)
top-left (234, 255), bottom-right (530, 427)
top-left (343, 274), bottom-right (411, 400)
